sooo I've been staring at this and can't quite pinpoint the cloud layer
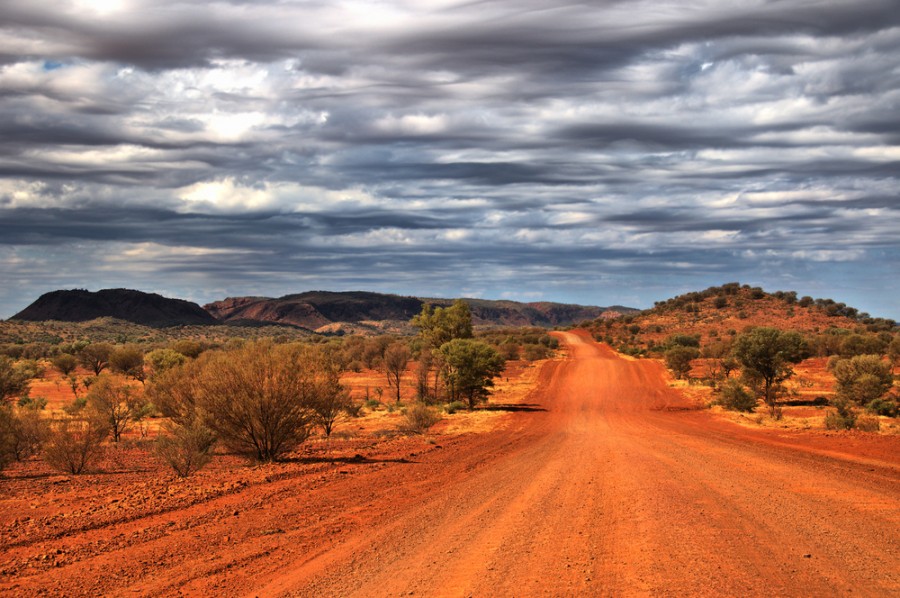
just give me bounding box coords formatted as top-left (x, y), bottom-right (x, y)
top-left (1, 0), bottom-right (898, 317)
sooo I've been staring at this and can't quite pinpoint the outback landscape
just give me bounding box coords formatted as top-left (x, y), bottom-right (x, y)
top-left (2, 1), bottom-right (899, 596)
top-left (0, 284), bottom-right (897, 596)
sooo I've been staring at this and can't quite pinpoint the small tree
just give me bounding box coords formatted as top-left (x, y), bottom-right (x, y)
top-left (51, 353), bottom-right (78, 377)
top-left (733, 328), bottom-right (806, 417)
top-left (110, 346), bottom-right (146, 384)
top-left (85, 375), bottom-right (138, 443)
top-left (439, 339), bottom-right (504, 409)
top-left (43, 418), bottom-right (108, 474)
top-left (79, 343), bottom-right (114, 376)
top-left (665, 346), bottom-right (699, 380)
top-left (411, 300), bottom-right (473, 349)
top-left (308, 350), bottom-right (350, 438)
top-left (383, 341), bottom-right (410, 403)
top-left (415, 348), bottom-right (435, 402)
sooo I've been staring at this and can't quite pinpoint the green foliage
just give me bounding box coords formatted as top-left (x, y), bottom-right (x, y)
top-left (150, 342), bottom-right (318, 462)
top-left (0, 355), bottom-right (31, 404)
top-left (716, 379), bottom-right (757, 412)
top-left (411, 300), bottom-right (473, 348)
top-left (86, 375), bottom-right (141, 443)
top-left (839, 334), bottom-right (886, 358)
top-left (439, 339), bottom-right (505, 409)
top-left (667, 334), bottom-right (700, 348)
top-left (733, 327), bottom-right (806, 417)
top-left (665, 346), bottom-right (699, 380)
top-left (171, 339), bottom-right (204, 359)
top-left (155, 420), bottom-right (216, 477)
top-left (145, 348), bottom-right (187, 378)
top-left (825, 397), bottom-right (857, 430)
top-left (307, 350), bottom-right (350, 437)
top-left (866, 398), bottom-right (898, 417)
top-left (78, 342), bottom-right (114, 376)
top-left (383, 341), bottom-right (410, 403)
top-left (51, 353), bottom-right (78, 376)
top-left (829, 354), bottom-right (893, 406)
top-left (110, 345), bottom-right (146, 383)
top-left (0, 406), bottom-right (49, 467)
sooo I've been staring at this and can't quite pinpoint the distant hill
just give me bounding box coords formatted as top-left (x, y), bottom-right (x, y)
top-left (588, 282), bottom-right (896, 353)
top-left (10, 288), bottom-right (634, 334)
top-left (205, 291), bottom-right (633, 332)
top-left (12, 289), bottom-right (219, 328)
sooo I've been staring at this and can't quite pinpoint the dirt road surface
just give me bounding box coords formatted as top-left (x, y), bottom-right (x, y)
top-left (3, 331), bottom-right (898, 596)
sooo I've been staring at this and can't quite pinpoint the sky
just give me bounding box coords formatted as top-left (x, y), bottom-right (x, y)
top-left (1, 0), bottom-right (898, 320)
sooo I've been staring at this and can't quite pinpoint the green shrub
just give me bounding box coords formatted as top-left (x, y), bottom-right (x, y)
top-left (155, 420), bottom-right (216, 477)
top-left (866, 398), bottom-right (898, 417)
top-left (399, 403), bottom-right (442, 434)
top-left (716, 380), bottom-right (757, 412)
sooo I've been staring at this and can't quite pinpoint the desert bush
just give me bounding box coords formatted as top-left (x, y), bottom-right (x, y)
top-left (171, 340), bottom-right (204, 359)
top-left (145, 348), bottom-right (187, 378)
top-left (43, 418), bottom-right (108, 474)
top-left (399, 403), bottom-right (442, 434)
top-left (523, 344), bottom-right (551, 361)
top-left (85, 375), bottom-right (141, 443)
top-left (155, 420), bottom-right (216, 477)
top-left (51, 353), bottom-right (78, 377)
top-left (343, 401), bottom-right (363, 418)
top-left (152, 341), bottom-right (318, 462)
top-left (110, 345), bottom-right (146, 384)
top-left (866, 398), bottom-right (898, 417)
top-left (829, 354), bottom-right (893, 406)
top-left (78, 343), bottom-right (114, 376)
top-left (445, 400), bottom-right (467, 414)
top-left (1, 406), bottom-right (48, 461)
top-left (0, 414), bottom-right (14, 473)
top-left (383, 341), bottom-right (410, 404)
top-left (855, 414), bottom-right (881, 432)
top-left (308, 352), bottom-right (350, 437)
top-left (716, 379), bottom-right (757, 412)
top-left (824, 398), bottom-right (857, 431)
top-left (0, 355), bottom-right (31, 403)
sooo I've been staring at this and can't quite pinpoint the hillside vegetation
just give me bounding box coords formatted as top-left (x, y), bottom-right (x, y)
top-left (589, 282), bottom-right (896, 357)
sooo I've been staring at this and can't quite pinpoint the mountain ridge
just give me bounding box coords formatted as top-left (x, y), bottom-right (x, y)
top-left (10, 288), bottom-right (635, 331)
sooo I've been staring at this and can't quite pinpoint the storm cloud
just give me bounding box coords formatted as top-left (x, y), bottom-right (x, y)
top-left (1, 0), bottom-right (898, 317)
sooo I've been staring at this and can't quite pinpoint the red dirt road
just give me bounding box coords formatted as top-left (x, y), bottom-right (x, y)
top-left (3, 331), bottom-right (899, 596)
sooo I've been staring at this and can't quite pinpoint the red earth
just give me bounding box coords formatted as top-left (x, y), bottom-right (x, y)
top-left (2, 330), bottom-right (898, 596)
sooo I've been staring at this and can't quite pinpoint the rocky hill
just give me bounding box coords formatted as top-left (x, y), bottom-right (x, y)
top-left (11, 289), bottom-right (219, 328)
top-left (588, 282), bottom-right (896, 354)
top-left (10, 288), bottom-right (634, 333)
top-left (205, 291), bottom-right (631, 332)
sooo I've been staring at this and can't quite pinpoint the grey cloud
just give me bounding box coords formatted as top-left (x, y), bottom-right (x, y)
top-left (0, 0), bottom-right (898, 319)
